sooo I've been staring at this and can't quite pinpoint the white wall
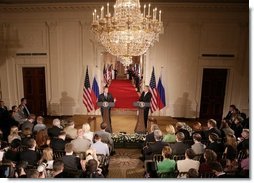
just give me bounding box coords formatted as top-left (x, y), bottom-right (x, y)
top-left (0, 2), bottom-right (249, 118)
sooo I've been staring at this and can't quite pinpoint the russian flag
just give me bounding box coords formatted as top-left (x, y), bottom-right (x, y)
top-left (91, 76), bottom-right (99, 110)
top-left (157, 76), bottom-right (166, 110)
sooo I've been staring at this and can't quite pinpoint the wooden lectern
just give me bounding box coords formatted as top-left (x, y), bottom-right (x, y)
top-left (133, 101), bottom-right (150, 134)
top-left (97, 101), bottom-right (115, 133)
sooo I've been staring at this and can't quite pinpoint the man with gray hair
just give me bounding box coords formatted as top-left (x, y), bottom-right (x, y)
top-left (143, 130), bottom-right (167, 160)
top-left (48, 118), bottom-right (63, 139)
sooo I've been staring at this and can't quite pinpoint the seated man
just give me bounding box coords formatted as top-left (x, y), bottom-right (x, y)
top-left (95, 122), bottom-right (114, 153)
top-left (61, 143), bottom-right (82, 171)
top-left (170, 132), bottom-right (189, 155)
top-left (191, 133), bottom-right (206, 155)
top-left (64, 120), bottom-right (77, 140)
top-left (33, 116), bottom-right (46, 133)
top-left (71, 129), bottom-right (91, 153)
top-left (53, 159), bottom-right (65, 178)
top-left (48, 118), bottom-right (63, 139)
top-left (91, 134), bottom-right (110, 156)
top-left (51, 131), bottom-right (67, 151)
top-left (177, 148), bottom-right (200, 177)
top-left (21, 114), bottom-right (36, 132)
top-left (19, 138), bottom-right (40, 166)
top-left (143, 130), bottom-right (167, 160)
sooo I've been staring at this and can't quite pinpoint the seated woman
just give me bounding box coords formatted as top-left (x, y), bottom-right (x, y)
top-left (82, 123), bottom-right (94, 142)
top-left (36, 129), bottom-right (50, 149)
top-left (157, 146), bottom-right (176, 177)
top-left (199, 149), bottom-right (217, 174)
top-left (8, 126), bottom-right (21, 144)
top-left (223, 134), bottom-right (238, 172)
top-left (162, 125), bottom-right (176, 143)
top-left (38, 147), bottom-right (54, 170)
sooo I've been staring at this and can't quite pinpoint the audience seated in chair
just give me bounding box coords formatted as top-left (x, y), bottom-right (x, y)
top-left (156, 146), bottom-right (176, 177)
top-left (191, 133), bottom-right (206, 155)
top-left (61, 143), bottom-right (82, 172)
top-left (35, 129), bottom-right (50, 149)
top-left (205, 119), bottom-right (222, 140)
top-left (19, 138), bottom-right (40, 166)
top-left (52, 159), bottom-right (65, 178)
top-left (82, 159), bottom-right (104, 178)
top-left (8, 126), bottom-right (21, 144)
top-left (51, 131), bottom-right (67, 151)
top-left (169, 132), bottom-right (189, 155)
top-left (191, 121), bottom-right (206, 140)
top-left (237, 129), bottom-right (249, 152)
top-left (95, 122), bottom-right (114, 153)
top-left (48, 119), bottom-right (63, 139)
top-left (82, 123), bottom-right (94, 142)
top-left (199, 149), bottom-right (217, 174)
top-left (91, 134), bottom-right (109, 156)
top-left (143, 130), bottom-right (167, 160)
top-left (162, 124), bottom-right (176, 143)
top-left (64, 120), bottom-right (77, 140)
top-left (206, 133), bottom-right (224, 155)
top-left (71, 129), bottom-right (91, 153)
top-left (175, 122), bottom-right (191, 141)
top-left (33, 116), bottom-right (46, 133)
top-left (38, 147), bottom-right (54, 170)
top-left (21, 114), bottom-right (36, 133)
top-left (177, 148), bottom-right (200, 178)
top-left (210, 162), bottom-right (232, 178)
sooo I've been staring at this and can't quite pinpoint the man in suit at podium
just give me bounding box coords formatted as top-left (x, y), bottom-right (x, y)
top-left (139, 85), bottom-right (152, 129)
top-left (98, 86), bottom-right (115, 128)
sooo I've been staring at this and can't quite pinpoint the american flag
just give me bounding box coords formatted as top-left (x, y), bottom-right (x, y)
top-left (149, 67), bottom-right (158, 113)
top-left (83, 66), bottom-right (94, 112)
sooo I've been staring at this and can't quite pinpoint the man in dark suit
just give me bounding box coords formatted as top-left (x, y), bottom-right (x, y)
top-left (170, 132), bottom-right (190, 155)
top-left (51, 131), bottom-right (67, 151)
top-left (19, 98), bottom-right (30, 118)
top-left (139, 85), bottom-right (152, 129)
top-left (98, 86), bottom-right (115, 131)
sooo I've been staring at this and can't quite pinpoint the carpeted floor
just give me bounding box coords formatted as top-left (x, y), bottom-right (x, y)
top-left (108, 148), bottom-right (144, 178)
top-left (109, 80), bottom-right (139, 109)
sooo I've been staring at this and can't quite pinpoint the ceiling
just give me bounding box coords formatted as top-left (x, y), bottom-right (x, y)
top-left (0, 0), bottom-right (249, 4)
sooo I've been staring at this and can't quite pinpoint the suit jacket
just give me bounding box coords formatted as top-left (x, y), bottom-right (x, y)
top-left (61, 155), bottom-right (81, 171)
top-left (205, 127), bottom-right (222, 140)
top-left (143, 141), bottom-right (168, 160)
top-left (98, 93), bottom-right (114, 103)
top-left (51, 138), bottom-right (67, 151)
top-left (206, 142), bottom-right (224, 154)
top-left (20, 149), bottom-right (40, 166)
top-left (21, 121), bottom-right (34, 132)
top-left (48, 126), bottom-right (62, 139)
top-left (177, 159), bottom-right (200, 173)
top-left (71, 137), bottom-right (91, 153)
top-left (170, 142), bottom-right (190, 155)
top-left (145, 132), bottom-right (155, 144)
top-left (139, 91), bottom-right (152, 103)
top-left (95, 130), bottom-right (114, 151)
top-left (191, 142), bottom-right (206, 155)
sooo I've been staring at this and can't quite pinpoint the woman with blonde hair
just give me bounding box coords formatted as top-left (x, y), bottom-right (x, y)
top-left (8, 126), bottom-right (21, 143)
top-left (162, 124), bottom-right (176, 143)
top-left (82, 123), bottom-right (94, 142)
top-left (39, 147), bottom-right (54, 169)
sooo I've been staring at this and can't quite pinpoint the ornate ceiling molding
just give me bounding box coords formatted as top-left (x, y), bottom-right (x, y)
top-left (0, 2), bottom-right (248, 13)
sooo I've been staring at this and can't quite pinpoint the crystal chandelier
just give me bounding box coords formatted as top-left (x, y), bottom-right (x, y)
top-left (91, 0), bottom-right (163, 66)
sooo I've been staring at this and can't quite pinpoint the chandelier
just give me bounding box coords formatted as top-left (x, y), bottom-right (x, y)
top-left (91, 0), bottom-right (163, 65)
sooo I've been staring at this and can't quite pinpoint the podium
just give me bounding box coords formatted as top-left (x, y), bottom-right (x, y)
top-left (133, 101), bottom-right (150, 133)
top-left (97, 102), bottom-right (115, 133)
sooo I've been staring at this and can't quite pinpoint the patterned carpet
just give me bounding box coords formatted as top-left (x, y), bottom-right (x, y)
top-left (108, 149), bottom-right (145, 178)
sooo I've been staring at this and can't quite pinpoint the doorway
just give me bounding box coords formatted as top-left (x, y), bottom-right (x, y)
top-left (22, 67), bottom-right (47, 116)
top-left (199, 68), bottom-right (228, 121)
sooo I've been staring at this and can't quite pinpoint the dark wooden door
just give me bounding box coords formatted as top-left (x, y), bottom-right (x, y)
top-left (22, 67), bottom-right (47, 116)
top-left (200, 68), bottom-right (227, 121)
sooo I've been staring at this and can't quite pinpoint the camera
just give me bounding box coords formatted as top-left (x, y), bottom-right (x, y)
top-left (37, 162), bottom-right (48, 173)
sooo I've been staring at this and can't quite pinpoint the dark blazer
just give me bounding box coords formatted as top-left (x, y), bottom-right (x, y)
top-left (206, 142), bottom-right (224, 154)
top-left (139, 91), bottom-right (152, 103)
top-left (48, 126), bottom-right (62, 139)
top-left (20, 149), bottom-right (40, 166)
top-left (21, 121), bottom-right (34, 132)
top-left (205, 127), bottom-right (222, 140)
top-left (145, 132), bottom-right (155, 144)
top-left (61, 155), bottom-right (81, 171)
top-left (51, 138), bottom-right (67, 151)
top-left (98, 93), bottom-right (114, 103)
top-left (143, 141), bottom-right (168, 160)
top-left (177, 129), bottom-right (191, 141)
top-left (170, 142), bottom-right (190, 155)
